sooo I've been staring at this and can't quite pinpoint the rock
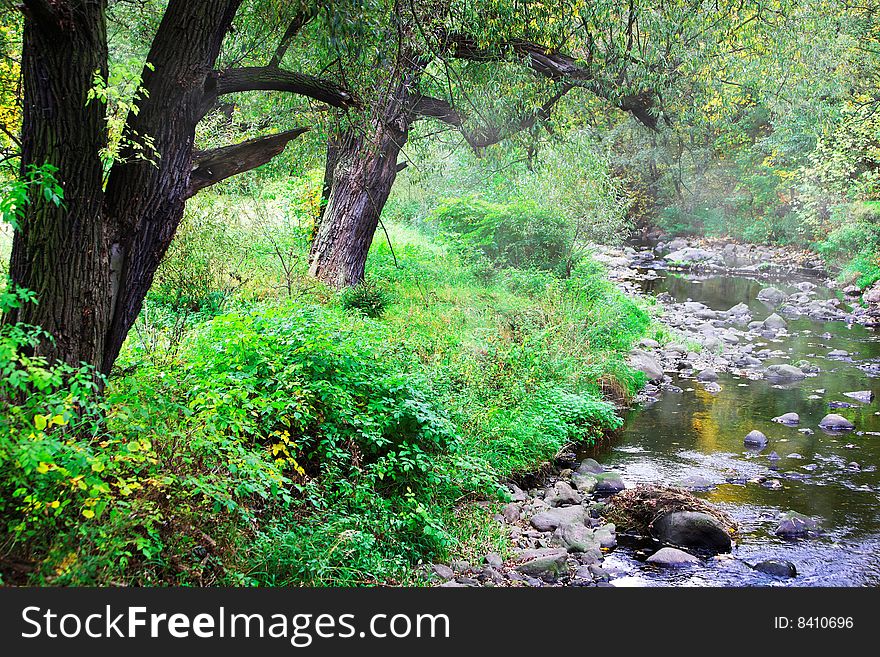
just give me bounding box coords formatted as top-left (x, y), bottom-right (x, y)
top-left (843, 390), bottom-right (874, 404)
top-left (545, 481), bottom-right (581, 507)
top-left (513, 548), bottom-right (568, 578)
top-left (588, 564), bottom-right (610, 582)
top-left (651, 511), bottom-right (733, 554)
top-left (864, 284), bottom-right (880, 304)
top-left (818, 413), bottom-right (855, 431)
top-left (757, 287), bottom-right (786, 306)
top-left (639, 338), bottom-right (660, 349)
top-left (577, 458), bottom-right (606, 475)
top-left (666, 247), bottom-right (718, 264)
top-left (744, 429), bottom-right (768, 447)
top-left (678, 474), bottom-right (715, 490)
top-left (696, 368), bottom-right (718, 382)
top-left (753, 559), bottom-right (797, 578)
top-left (763, 313), bottom-right (787, 329)
top-left (561, 524), bottom-right (600, 553)
top-left (828, 349), bottom-right (849, 358)
top-left (765, 364), bottom-right (806, 381)
top-left (451, 560), bottom-right (471, 573)
top-left (484, 553), bottom-right (503, 568)
top-left (508, 484), bottom-right (528, 502)
top-left (502, 502), bottom-right (521, 523)
top-left (629, 349), bottom-right (664, 381)
top-left (772, 412), bottom-right (800, 425)
top-left (530, 505), bottom-right (587, 532)
top-left (594, 524), bottom-right (616, 550)
top-left (762, 478), bottom-right (783, 490)
top-left (593, 471), bottom-right (626, 495)
top-left (571, 473), bottom-right (598, 494)
top-left (728, 302), bottom-right (751, 316)
top-left (775, 511), bottom-right (819, 538)
top-left (703, 382), bottom-right (722, 394)
top-left (646, 547), bottom-right (700, 567)
top-left (430, 564), bottom-right (455, 580)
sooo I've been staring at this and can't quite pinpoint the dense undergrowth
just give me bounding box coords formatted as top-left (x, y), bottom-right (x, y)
top-left (0, 181), bottom-right (654, 586)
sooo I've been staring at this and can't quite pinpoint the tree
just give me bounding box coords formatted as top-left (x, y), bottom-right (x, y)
top-left (3, 0), bottom-right (351, 375)
top-left (306, 1), bottom-right (667, 288)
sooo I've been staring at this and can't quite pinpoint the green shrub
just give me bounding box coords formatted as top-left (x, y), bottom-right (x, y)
top-left (340, 279), bottom-right (391, 318)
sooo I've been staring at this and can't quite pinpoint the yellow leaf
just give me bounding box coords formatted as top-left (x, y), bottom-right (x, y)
top-left (82, 509), bottom-right (95, 518)
top-left (34, 415), bottom-right (47, 431)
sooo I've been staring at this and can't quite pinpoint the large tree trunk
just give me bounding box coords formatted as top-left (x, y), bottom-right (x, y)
top-left (6, 0), bottom-right (111, 368)
top-left (308, 62), bottom-right (418, 288)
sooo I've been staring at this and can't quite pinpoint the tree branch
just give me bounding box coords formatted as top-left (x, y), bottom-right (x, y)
top-left (210, 66), bottom-right (355, 109)
top-left (411, 84), bottom-right (573, 150)
top-left (269, 9), bottom-right (314, 67)
top-left (187, 128), bottom-right (308, 198)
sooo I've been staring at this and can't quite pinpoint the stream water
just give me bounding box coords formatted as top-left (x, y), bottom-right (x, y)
top-left (586, 268), bottom-right (880, 586)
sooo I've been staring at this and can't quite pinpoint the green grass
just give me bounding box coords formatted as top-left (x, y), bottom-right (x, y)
top-left (0, 203), bottom-right (654, 587)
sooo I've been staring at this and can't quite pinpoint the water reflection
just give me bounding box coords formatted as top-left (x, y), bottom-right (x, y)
top-left (586, 271), bottom-right (880, 586)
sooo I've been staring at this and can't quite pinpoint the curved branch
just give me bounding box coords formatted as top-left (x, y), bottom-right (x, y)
top-left (210, 66), bottom-right (355, 109)
top-left (187, 128), bottom-right (308, 198)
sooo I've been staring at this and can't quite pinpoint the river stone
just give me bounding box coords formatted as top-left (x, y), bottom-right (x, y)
top-left (639, 338), bottom-right (660, 349)
top-left (577, 458), bottom-right (606, 475)
top-left (754, 559), bottom-right (797, 578)
top-left (775, 511), bottom-right (819, 538)
top-left (757, 287), bottom-right (786, 305)
top-left (530, 505), bottom-right (587, 532)
top-left (765, 364), bottom-right (806, 381)
top-left (696, 368), bottom-right (718, 382)
top-left (513, 548), bottom-right (568, 578)
top-left (728, 302), bottom-right (751, 316)
top-left (483, 552), bottom-right (503, 568)
top-left (828, 349), bottom-right (849, 358)
top-left (763, 313), bottom-right (787, 329)
top-left (571, 473), bottom-right (598, 494)
top-left (561, 524), bottom-right (600, 553)
top-left (650, 511), bottom-right (733, 554)
top-left (772, 412), bottom-right (800, 425)
top-left (666, 247), bottom-right (717, 264)
top-left (629, 349), bottom-right (664, 381)
top-left (864, 284), bottom-right (880, 304)
top-left (819, 413), bottom-right (855, 431)
top-left (593, 471), bottom-right (626, 495)
top-left (508, 484), bottom-right (528, 502)
top-left (646, 547), bottom-right (700, 567)
top-left (744, 429), bottom-right (768, 447)
top-left (843, 390), bottom-right (874, 404)
top-left (678, 474), bottom-right (715, 490)
top-left (546, 481), bottom-right (581, 507)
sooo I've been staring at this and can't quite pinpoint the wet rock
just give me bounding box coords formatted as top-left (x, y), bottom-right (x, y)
top-left (513, 548), bottom-right (568, 579)
top-left (763, 313), bottom-right (787, 330)
top-left (588, 564), bottom-right (611, 582)
top-left (757, 287), bottom-right (786, 306)
top-left (594, 524), bottom-right (617, 550)
top-left (772, 412), bottom-right (800, 425)
top-left (577, 458), bottom-right (606, 475)
top-left (593, 471), bottom-right (626, 495)
top-left (696, 368), bottom-right (718, 382)
top-left (530, 505), bottom-right (587, 532)
top-left (678, 474), bottom-right (715, 490)
top-left (775, 511), bottom-right (820, 538)
top-left (728, 302), bottom-right (751, 316)
top-left (646, 547), bottom-right (700, 567)
top-left (629, 350), bottom-right (664, 381)
top-left (819, 413), bottom-right (855, 431)
top-left (828, 349), bottom-right (849, 358)
top-left (744, 429), bottom-right (768, 447)
top-left (753, 559), bottom-right (797, 578)
top-left (561, 524), bottom-right (600, 553)
top-left (843, 390), bottom-right (874, 404)
top-left (762, 479), bottom-right (783, 490)
top-left (571, 473), bottom-right (598, 493)
top-left (703, 382), bottom-right (722, 394)
top-left (666, 247), bottom-right (719, 264)
top-left (765, 364), bottom-right (806, 381)
top-left (651, 511), bottom-right (733, 554)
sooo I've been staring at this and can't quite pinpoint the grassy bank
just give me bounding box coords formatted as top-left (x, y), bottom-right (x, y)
top-left (0, 188), bottom-right (656, 586)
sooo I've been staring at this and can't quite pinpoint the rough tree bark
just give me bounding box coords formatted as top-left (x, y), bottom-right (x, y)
top-left (5, 0), bottom-right (336, 376)
top-left (7, 0), bottom-right (111, 368)
top-left (308, 62), bottom-right (419, 289)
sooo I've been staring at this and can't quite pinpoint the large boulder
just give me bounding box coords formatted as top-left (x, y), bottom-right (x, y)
top-left (629, 349), bottom-right (664, 381)
top-left (530, 505), bottom-right (587, 532)
top-left (593, 471), bottom-right (626, 496)
top-left (757, 286), bottom-right (786, 306)
top-left (753, 559), bottom-right (797, 578)
top-left (646, 547), bottom-right (700, 567)
top-left (763, 313), bottom-right (787, 330)
top-left (650, 511), bottom-right (733, 554)
top-left (577, 458), bottom-right (606, 475)
top-left (818, 414), bottom-right (855, 431)
top-left (765, 364), bottom-right (806, 382)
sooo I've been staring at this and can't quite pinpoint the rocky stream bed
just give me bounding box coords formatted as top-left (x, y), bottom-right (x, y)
top-left (431, 236), bottom-right (880, 588)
